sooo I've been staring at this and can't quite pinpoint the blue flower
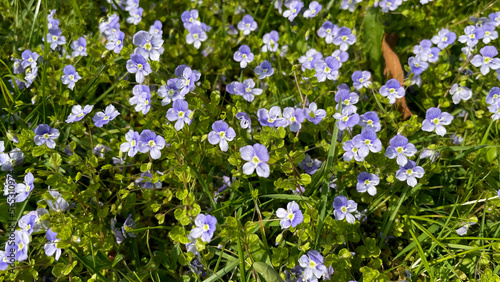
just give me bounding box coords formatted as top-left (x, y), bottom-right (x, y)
top-left (486, 87), bottom-right (500, 105)
top-left (298, 48), bottom-right (323, 71)
top-left (138, 130), bottom-right (166, 160)
top-left (12, 58), bottom-right (24, 74)
top-left (93, 144), bottom-right (110, 158)
top-left (412, 39), bottom-right (432, 59)
top-left (14, 172), bottom-right (35, 203)
top-left (482, 23), bottom-right (498, 44)
top-left (166, 99), bottom-right (193, 131)
top-left (254, 60), bottom-right (275, 79)
top-left (44, 229), bottom-right (61, 261)
top-left (70, 37), bottom-right (87, 57)
top-left (359, 111), bottom-right (380, 132)
top-left (47, 9), bottom-right (59, 30)
top-left (343, 140), bottom-right (363, 162)
top-left (314, 56), bottom-right (340, 82)
top-left (335, 84), bottom-right (359, 113)
top-left (158, 78), bottom-right (183, 105)
top-left (261, 31), bottom-right (279, 52)
top-left (488, 100), bottom-right (500, 120)
top-left (357, 172), bottom-right (379, 196)
top-left (333, 27), bottom-right (356, 51)
top-left (34, 124), bottom-right (60, 149)
top-left (233, 45), bottom-right (254, 68)
top-left (66, 104), bottom-right (94, 123)
top-left (380, 79), bottom-right (405, 104)
top-left (61, 65), bottom-right (81, 90)
top-left (257, 106), bottom-right (288, 127)
top-left (421, 107), bottom-right (453, 136)
top-left (458, 25), bottom-right (485, 47)
top-left (208, 120), bottom-right (236, 152)
top-left (11, 230), bottom-right (30, 261)
top-left (352, 129), bottom-right (382, 158)
top-left (340, 0), bottom-right (362, 12)
top-left (276, 201), bottom-right (304, 229)
top-left (133, 30), bottom-right (164, 61)
top-left (333, 196), bottom-right (358, 223)
top-left (303, 1), bottom-right (322, 18)
top-left (190, 214), bottom-right (217, 243)
top-left (234, 79), bottom-right (263, 102)
top-left (431, 29), bottom-right (457, 49)
top-left (129, 85), bottom-right (151, 115)
top-left (126, 7), bottom-right (143, 25)
top-left (0, 251), bottom-right (9, 270)
top-left (237, 15), bottom-right (258, 35)
top-left (283, 1), bottom-right (303, 21)
top-left (304, 102), bottom-right (326, 125)
top-left (105, 31), bottom-right (125, 54)
top-left (46, 189), bottom-right (71, 212)
top-left (0, 148), bottom-right (24, 171)
top-left (186, 24), bottom-right (207, 49)
top-left (385, 135), bottom-right (417, 166)
top-left (18, 212), bottom-right (36, 234)
top-left (352, 71), bottom-right (372, 90)
top-left (332, 49), bottom-right (349, 66)
top-left (283, 107), bottom-right (305, 132)
top-left (456, 222), bottom-right (476, 236)
top-left (126, 54), bottom-right (152, 84)
top-left (111, 214), bottom-right (137, 244)
top-left (471, 46), bottom-right (500, 75)
top-left (181, 10), bottom-right (200, 29)
top-left (489, 12), bottom-right (500, 26)
top-left (92, 105), bottom-right (120, 128)
top-left (299, 154), bottom-right (322, 175)
top-left (240, 143), bottom-right (270, 178)
top-left (99, 14), bottom-right (120, 38)
top-left (135, 172), bottom-right (162, 189)
top-left (379, 0), bottom-right (403, 13)
top-left (296, 250), bottom-right (328, 280)
top-left (175, 65), bottom-right (201, 95)
top-left (236, 112), bottom-right (251, 129)
top-left (333, 107), bottom-right (360, 130)
top-left (21, 50), bottom-right (39, 69)
top-left (120, 130), bottom-right (141, 157)
top-left (317, 21), bottom-right (339, 44)
top-left (25, 66), bottom-right (38, 88)
top-left (45, 28), bottom-right (66, 50)
top-left (396, 160), bottom-right (425, 187)
top-left (450, 84), bottom-right (472, 104)
top-left (149, 20), bottom-right (163, 35)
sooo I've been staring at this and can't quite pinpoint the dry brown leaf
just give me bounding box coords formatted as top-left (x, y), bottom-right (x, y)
top-left (382, 33), bottom-right (413, 120)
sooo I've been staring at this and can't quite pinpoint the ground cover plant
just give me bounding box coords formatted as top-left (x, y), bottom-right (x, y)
top-left (1, 0), bottom-right (500, 281)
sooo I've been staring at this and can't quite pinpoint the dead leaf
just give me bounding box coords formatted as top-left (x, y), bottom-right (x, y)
top-left (382, 33), bottom-right (413, 120)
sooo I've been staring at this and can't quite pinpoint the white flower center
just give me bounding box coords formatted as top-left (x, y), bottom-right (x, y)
top-left (203, 224), bottom-right (210, 231)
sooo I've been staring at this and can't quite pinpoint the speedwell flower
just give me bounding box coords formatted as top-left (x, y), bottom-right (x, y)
top-left (61, 65), bottom-right (81, 90)
top-left (190, 214), bottom-right (217, 243)
top-left (93, 105), bottom-right (120, 127)
top-left (396, 160), bottom-right (425, 187)
top-left (208, 120), bottom-right (236, 152)
top-left (421, 107), bottom-right (453, 136)
top-left (66, 104), bottom-right (93, 123)
top-left (129, 85), bottom-right (151, 115)
top-left (34, 124), bottom-right (60, 149)
top-left (240, 143), bottom-right (270, 178)
top-left (120, 130), bottom-right (141, 157)
top-left (333, 196), bottom-right (358, 223)
top-left (357, 172), bottom-right (379, 196)
top-left (138, 130), bottom-right (166, 160)
top-left (470, 45), bottom-right (500, 75)
top-left (276, 201), bottom-right (304, 229)
top-left (384, 135), bottom-right (417, 166)
top-left (15, 172), bottom-right (35, 203)
top-left (166, 99), bottom-right (192, 131)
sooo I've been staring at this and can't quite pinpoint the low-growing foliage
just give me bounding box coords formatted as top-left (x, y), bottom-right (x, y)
top-left (1, 0), bottom-right (500, 281)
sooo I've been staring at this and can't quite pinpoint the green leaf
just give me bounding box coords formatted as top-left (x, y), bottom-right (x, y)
top-left (362, 8), bottom-right (384, 82)
top-left (252, 262), bottom-right (284, 282)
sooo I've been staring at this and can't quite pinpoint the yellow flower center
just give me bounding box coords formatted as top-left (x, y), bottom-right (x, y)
top-left (131, 140), bottom-right (136, 146)
top-left (178, 111), bottom-right (185, 118)
top-left (69, 75), bottom-right (74, 80)
top-left (148, 140), bottom-right (155, 147)
top-left (203, 224), bottom-right (210, 231)
top-left (396, 147), bottom-right (404, 153)
top-left (219, 131), bottom-right (225, 138)
top-left (137, 64), bottom-right (143, 70)
top-left (145, 43), bottom-right (152, 50)
top-left (252, 156), bottom-right (260, 164)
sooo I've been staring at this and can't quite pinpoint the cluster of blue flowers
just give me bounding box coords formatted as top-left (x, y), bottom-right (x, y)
top-left (182, 10), bottom-right (210, 49)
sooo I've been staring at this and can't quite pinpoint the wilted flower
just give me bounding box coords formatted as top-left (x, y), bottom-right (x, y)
top-left (135, 172), bottom-right (162, 189)
top-left (236, 112), bottom-right (251, 129)
top-left (456, 222), bottom-right (476, 236)
top-left (299, 154), bottom-right (322, 175)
